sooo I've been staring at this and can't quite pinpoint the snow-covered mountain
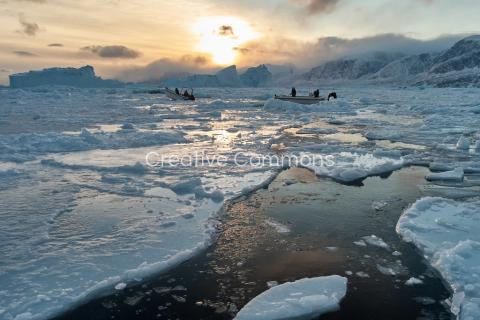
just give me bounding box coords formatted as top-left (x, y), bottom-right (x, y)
top-left (9, 65), bottom-right (123, 88)
top-left (299, 35), bottom-right (480, 87)
top-left (303, 52), bottom-right (404, 81)
top-left (370, 53), bottom-right (435, 80)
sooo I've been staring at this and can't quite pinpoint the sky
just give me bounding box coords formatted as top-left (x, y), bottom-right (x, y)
top-left (0, 0), bottom-right (479, 84)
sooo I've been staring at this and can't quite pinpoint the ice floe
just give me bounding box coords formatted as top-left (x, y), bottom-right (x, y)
top-left (397, 197), bottom-right (480, 320)
top-left (234, 276), bottom-right (347, 320)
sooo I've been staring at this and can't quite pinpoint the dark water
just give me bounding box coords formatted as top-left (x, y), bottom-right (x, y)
top-left (55, 166), bottom-right (454, 320)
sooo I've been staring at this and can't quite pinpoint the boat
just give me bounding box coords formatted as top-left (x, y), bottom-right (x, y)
top-left (274, 95), bottom-right (326, 105)
top-left (274, 91), bottom-right (337, 105)
top-left (165, 88), bottom-right (195, 101)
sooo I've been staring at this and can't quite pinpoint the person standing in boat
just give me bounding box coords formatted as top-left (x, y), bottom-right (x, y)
top-left (175, 88), bottom-right (180, 95)
top-left (313, 89), bottom-right (320, 98)
top-left (291, 87), bottom-right (296, 97)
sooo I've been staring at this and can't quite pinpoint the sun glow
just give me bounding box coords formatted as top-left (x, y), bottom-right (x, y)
top-left (193, 16), bottom-right (259, 65)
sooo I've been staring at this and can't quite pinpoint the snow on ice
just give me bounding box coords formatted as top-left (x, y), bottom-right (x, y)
top-left (234, 276), bottom-right (347, 320)
top-left (1, 85), bottom-right (480, 320)
top-left (397, 197), bottom-right (480, 320)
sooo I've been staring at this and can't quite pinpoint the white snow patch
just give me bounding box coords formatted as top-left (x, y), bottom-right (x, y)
top-left (405, 277), bottom-right (424, 286)
top-left (234, 276), bottom-right (347, 320)
top-left (397, 197), bottom-right (480, 320)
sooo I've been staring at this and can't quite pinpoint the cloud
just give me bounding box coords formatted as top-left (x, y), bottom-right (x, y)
top-left (18, 15), bottom-right (40, 36)
top-left (235, 33), bottom-right (468, 68)
top-left (0, 68), bottom-right (11, 73)
top-left (81, 45), bottom-right (141, 59)
top-left (116, 54), bottom-right (214, 82)
top-left (48, 43), bottom-right (63, 47)
top-left (13, 50), bottom-right (37, 57)
top-left (218, 25), bottom-right (234, 36)
top-left (291, 0), bottom-right (340, 14)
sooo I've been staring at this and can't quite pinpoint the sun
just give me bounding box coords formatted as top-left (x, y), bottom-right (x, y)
top-left (193, 16), bottom-right (259, 65)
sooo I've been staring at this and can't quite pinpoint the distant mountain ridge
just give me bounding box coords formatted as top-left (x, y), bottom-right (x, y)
top-left (298, 35), bottom-right (480, 87)
top-left (8, 35), bottom-right (480, 89)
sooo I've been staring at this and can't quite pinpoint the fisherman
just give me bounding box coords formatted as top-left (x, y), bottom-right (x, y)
top-left (183, 89), bottom-right (189, 97)
top-left (291, 87), bottom-right (297, 97)
top-left (175, 88), bottom-right (180, 95)
top-left (313, 89), bottom-right (320, 98)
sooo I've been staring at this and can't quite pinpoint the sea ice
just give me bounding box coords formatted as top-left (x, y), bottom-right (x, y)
top-left (234, 276), bottom-right (347, 320)
top-left (425, 167), bottom-right (464, 182)
top-left (361, 235), bottom-right (390, 250)
top-left (405, 277), bottom-right (423, 286)
top-left (397, 197), bottom-right (480, 320)
top-left (456, 136), bottom-right (470, 150)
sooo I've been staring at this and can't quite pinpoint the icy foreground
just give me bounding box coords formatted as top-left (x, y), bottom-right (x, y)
top-left (397, 197), bottom-right (480, 320)
top-left (1, 86), bottom-right (480, 319)
top-left (234, 276), bottom-right (347, 320)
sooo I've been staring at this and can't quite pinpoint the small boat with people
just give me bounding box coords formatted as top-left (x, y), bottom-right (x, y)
top-left (165, 87), bottom-right (195, 101)
top-left (275, 87), bottom-right (337, 105)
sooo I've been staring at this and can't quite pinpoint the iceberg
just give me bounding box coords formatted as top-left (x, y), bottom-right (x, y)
top-left (239, 64), bottom-right (273, 87)
top-left (9, 65), bottom-right (123, 88)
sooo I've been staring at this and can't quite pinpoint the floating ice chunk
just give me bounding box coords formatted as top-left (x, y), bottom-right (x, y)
top-left (267, 281), bottom-right (279, 288)
top-left (326, 247), bottom-right (339, 252)
top-left (372, 200), bottom-right (388, 211)
top-left (425, 167), bottom-right (464, 182)
top-left (80, 127), bottom-right (99, 144)
top-left (373, 149), bottom-right (402, 159)
top-left (376, 264), bottom-right (397, 276)
top-left (456, 136), bottom-right (470, 150)
top-left (234, 276), bottom-right (347, 320)
top-left (209, 190), bottom-right (225, 203)
top-left (115, 282), bottom-right (127, 290)
top-left (355, 272), bottom-right (370, 278)
top-left (429, 162), bottom-right (454, 172)
top-left (265, 218), bottom-right (290, 234)
top-left (307, 152), bottom-right (404, 182)
top-left (405, 277), bottom-right (423, 286)
top-left (159, 221), bottom-right (176, 228)
top-left (362, 235), bottom-right (390, 250)
top-left (169, 178), bottom-right (203, 195)
top-left (353, 240), bottom-right (367, 247)
top-left (397, 197), bottom-right (480, 320)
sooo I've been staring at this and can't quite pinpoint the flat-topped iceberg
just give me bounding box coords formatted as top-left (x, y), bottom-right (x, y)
top-left (9, 65), bottom-right (123, 88)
